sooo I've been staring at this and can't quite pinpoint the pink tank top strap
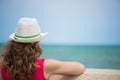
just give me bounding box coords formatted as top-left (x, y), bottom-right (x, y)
top-left (1, 58), bottom-right (46, 80)
top-left (32, 58), bottom-right (46, 80)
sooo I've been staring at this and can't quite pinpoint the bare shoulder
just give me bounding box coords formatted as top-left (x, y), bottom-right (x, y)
top-left (45, 59), bottom-right (61, 66)
top-left (44, 59), bottom-right (61, 79)
top-left (44, 59), bottom-right (62, 71)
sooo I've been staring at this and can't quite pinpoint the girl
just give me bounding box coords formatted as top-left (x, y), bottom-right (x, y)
top-left (0, 18), bottom-right (85, 80)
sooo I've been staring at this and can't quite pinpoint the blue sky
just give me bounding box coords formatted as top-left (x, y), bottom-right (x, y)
top-left (0, 0), bottom-right (120, 45)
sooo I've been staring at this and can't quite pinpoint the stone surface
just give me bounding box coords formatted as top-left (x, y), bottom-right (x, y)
top-left (49, 68), bottom-right (120, 80)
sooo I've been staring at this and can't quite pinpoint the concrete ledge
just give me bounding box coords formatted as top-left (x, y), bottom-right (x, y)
top-left (49, 68), bottom-right (120, 80)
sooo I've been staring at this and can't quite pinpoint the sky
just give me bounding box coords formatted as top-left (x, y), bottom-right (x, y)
top-left (0, 0), bottom-right (120, 45)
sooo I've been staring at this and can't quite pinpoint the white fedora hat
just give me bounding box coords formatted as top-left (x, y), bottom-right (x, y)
top-left (10, 18), bottom-right (48, 43)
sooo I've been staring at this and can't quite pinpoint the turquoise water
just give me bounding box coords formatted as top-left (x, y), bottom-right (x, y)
top-left (0, 43), bottom-right (120, 69)
top-left (41, 45), bottom-right (120, 69)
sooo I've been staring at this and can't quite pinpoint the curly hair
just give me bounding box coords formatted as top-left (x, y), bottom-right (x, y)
top-left (2, 40), bottom-right (42, 80)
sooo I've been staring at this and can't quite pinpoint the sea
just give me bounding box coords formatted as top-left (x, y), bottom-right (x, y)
top-left (0, 43), bottom-right (120, 69)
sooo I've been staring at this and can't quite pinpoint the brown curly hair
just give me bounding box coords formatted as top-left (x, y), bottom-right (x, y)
top-left (2, 40), bottom-right (42, 80)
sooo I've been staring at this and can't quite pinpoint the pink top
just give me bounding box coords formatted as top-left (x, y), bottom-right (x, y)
top-left (1, 58), bottom-right (46, 80)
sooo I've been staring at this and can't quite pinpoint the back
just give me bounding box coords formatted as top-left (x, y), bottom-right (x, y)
top-left (1, 58), bottom-right (46, 80)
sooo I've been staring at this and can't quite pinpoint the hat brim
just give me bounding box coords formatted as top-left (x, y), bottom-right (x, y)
top-left (10, 32), bottom-right (48, 43)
